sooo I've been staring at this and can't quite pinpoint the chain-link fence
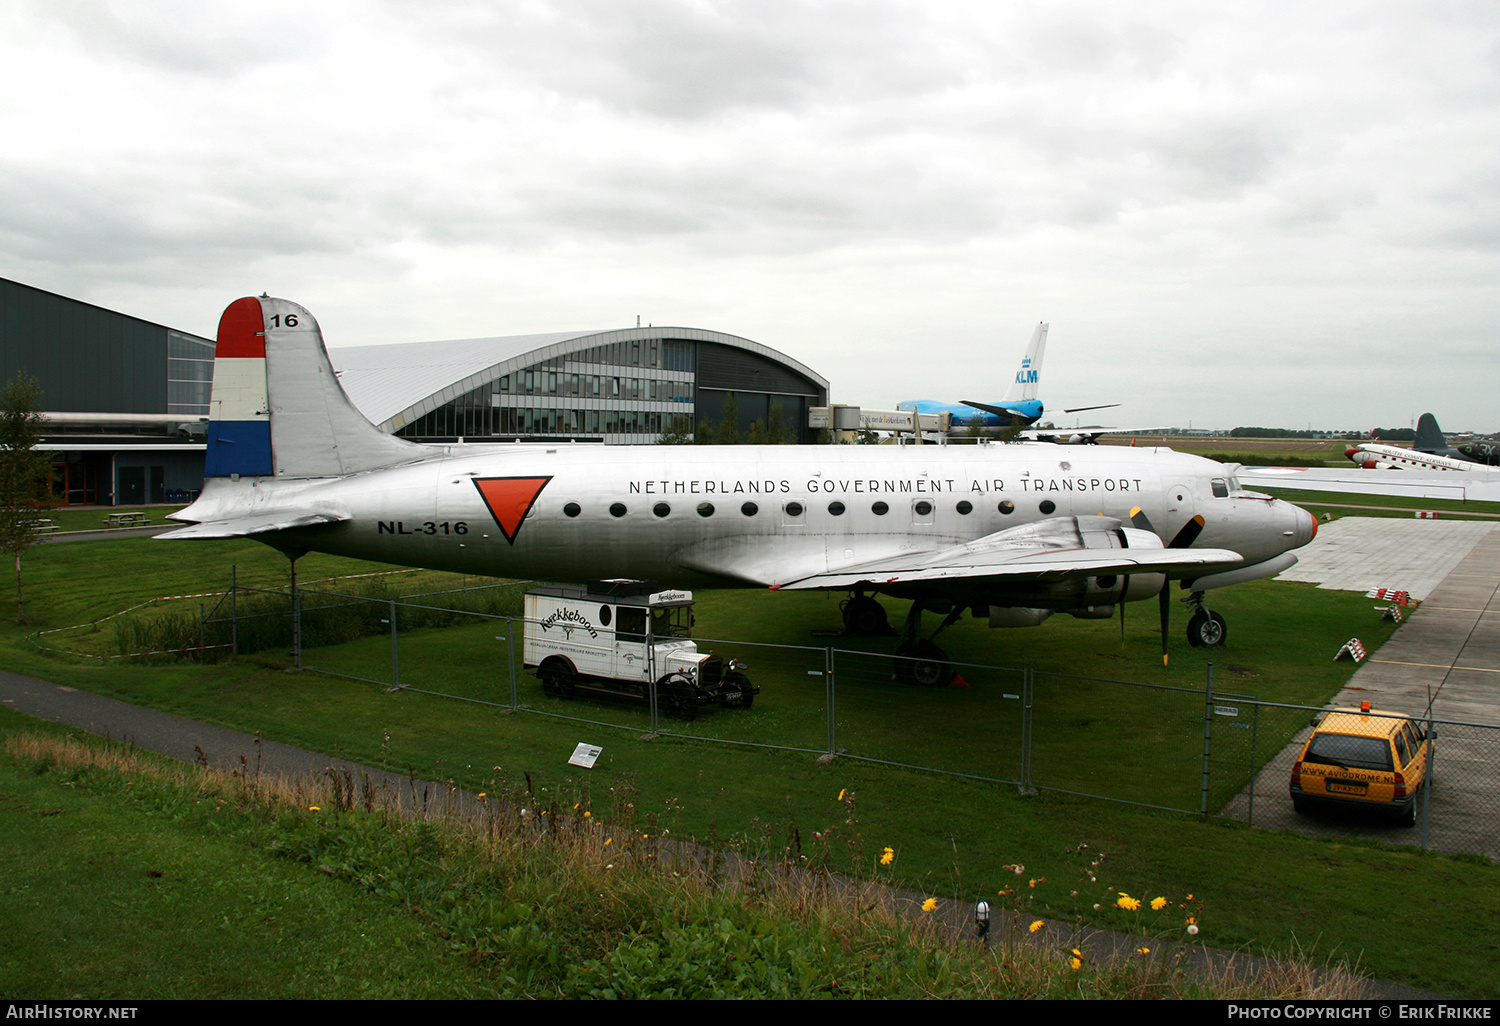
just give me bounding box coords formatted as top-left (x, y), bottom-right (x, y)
top-left (187, 580), bottom-right (1500, 862)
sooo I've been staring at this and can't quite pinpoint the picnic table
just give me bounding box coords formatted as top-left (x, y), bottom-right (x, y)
top-left (103, 511), bottom-right (151, 527)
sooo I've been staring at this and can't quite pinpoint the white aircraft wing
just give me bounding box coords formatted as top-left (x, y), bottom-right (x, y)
top-left (676, 516), bottom-right (1243, 591)
top-left (156, 509), bottom-right (350, 539)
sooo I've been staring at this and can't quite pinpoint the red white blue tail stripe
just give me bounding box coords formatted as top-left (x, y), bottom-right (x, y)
top-left (205, 297), bottom-right (273, 477)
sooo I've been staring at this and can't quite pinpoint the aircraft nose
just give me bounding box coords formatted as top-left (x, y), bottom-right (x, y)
top-left (1291, 503), bottom-right (1317, 547)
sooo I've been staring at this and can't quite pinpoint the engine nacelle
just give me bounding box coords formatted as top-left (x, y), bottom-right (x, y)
top-left (989, 607), bottom-right (1053, 628)
top-left (976, 517), bottom-right (1168, 621)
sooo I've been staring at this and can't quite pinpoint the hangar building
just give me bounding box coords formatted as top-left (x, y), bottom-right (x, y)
top-left (330, 328), bottom-right (828, 446)
top-left (0, 276), bottom-right (213, 506)
top-left (0, 278), bottom-right (831, 504)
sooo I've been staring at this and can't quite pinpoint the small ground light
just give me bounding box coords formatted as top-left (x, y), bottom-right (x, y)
top-left (975, 901), bottom-right (990, 947)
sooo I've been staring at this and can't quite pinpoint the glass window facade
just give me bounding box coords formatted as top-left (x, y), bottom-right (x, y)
top-left (390, 331), bottom-right (823, 444)
top-left (167, 331), bottom-right (215, 416)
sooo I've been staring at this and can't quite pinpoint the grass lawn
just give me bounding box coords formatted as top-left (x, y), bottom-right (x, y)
top-left (1, 525), bottom-right (1496, 997)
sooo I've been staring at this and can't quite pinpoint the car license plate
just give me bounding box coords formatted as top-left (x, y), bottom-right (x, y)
top-left (1328, 780), bottom-right (1367, 796)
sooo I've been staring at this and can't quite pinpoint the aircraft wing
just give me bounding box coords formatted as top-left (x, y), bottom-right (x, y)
top-left (675, 516), bottom-right (1243, 591)
top-left (156, 509), bottom-right (350, 540)
top-left (960, 400), bottom-right (1030, 419)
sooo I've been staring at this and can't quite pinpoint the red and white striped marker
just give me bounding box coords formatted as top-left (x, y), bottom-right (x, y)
top-left (1335, 639), bottom-right (1367, 662)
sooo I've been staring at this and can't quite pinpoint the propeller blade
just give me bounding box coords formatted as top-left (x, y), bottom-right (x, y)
top-left (1129, 506), bottom-right (1154, 534)
top-left (1160, 587), bottom-right (1171, 667)
top-left (1168, 515), bottom-right (1205, 549)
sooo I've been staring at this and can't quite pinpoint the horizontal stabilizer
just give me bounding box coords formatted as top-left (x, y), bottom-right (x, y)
top-left (156, 509), bottom-right (349, 540)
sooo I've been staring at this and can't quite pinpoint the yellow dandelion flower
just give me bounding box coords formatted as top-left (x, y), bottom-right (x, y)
top-left (1029, 920), bottom-right (1044, 933)
top-left (1186, 916), bottom-right (1196, 925)
top-left (921, 897), bottom-right (937, 913)
top-left (1151, 896), bottom-right (1167, 911)
top-left (880, 847), bottom-right (895, 866)
top-left (1070, 956), bottom-right (1082, 970)
top-left (1137, 946), bottom-right (1151, 955)
top-left (308, 806), bottom-right (320, 811)
top-left (838, 789), bottom-right (846, 801)
top-left (1115, 895), bottom-right (1141, 912)
top-left (584, 811), bottom-right (591, 818)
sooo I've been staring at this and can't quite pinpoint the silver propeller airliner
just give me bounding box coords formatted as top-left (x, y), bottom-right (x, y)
top-left (163, 297), bottom-right (1317, 683)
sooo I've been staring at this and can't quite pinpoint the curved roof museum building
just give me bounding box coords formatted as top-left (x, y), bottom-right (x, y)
top-left (330, 326), bottom-right (829, 445)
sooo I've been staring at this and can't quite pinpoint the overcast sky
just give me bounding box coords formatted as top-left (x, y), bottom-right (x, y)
top-left (3, 1), bottom-right (1497, 432)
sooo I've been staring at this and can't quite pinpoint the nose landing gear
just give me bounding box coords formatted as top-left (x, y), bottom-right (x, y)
top-left (1184, 592), bottom-right (1226, 647)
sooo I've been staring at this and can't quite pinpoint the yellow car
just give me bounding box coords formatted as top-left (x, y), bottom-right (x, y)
top-left (1289, 702), bottom-right (1430, 826)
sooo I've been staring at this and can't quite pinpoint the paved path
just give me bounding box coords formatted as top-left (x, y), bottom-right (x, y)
top-left (1275, 515), bottom-right (1499, 600)
top-left (1233, 520), bottom-right (1500, 859)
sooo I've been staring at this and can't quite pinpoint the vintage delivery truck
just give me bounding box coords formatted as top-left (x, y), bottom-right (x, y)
top-left (523, 579), bottom-right (756, 719)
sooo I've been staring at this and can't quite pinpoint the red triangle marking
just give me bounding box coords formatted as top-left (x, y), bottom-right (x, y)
top-left (474, 477), bottom-right (552, 543)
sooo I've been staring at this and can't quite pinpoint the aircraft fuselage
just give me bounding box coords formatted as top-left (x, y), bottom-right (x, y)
top-left (183, 442), bottom-right (1307, 593)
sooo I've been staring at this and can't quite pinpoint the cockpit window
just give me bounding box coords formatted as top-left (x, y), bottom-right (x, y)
top-left (1211, 479), bottom-right (1229, 498)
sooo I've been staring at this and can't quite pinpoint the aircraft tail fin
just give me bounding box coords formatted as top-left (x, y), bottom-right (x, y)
top-left (205, 297), bottom-right (422, 480)
top-left (999, 322), bottom-right (1048, 404)
top-left (1414, 413), bottom-right (1449, 455)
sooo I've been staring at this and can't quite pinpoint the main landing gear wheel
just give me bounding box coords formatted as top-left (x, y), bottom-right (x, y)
top-left (842, 594), bottom-right (888, 636)
top-left (895, 639), bottom-right (952, 688)
top-left (1186, 609), bottom-right (1227, 647)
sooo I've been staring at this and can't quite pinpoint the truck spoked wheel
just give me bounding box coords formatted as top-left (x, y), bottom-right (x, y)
top-left (720, 671), bottom-right (754, 709)
top-left (540, 662), bottom-right (576, 698)
top-left (657, 676), bottom-right (699, 721)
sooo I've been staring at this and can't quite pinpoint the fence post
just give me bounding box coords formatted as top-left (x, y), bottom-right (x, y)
top-left (291, 571), bottom-right (302, 669)
top-left (506, 618), bottom-right (518, 710)
top-left (1023, 668), bottom-right (1035, 794)
top-left (825, 647), bottom-right (836, 759)
top-left (230, 565), bottom-right (238, 657)
top-left (390, 598), bottom-right (400, 689)
top-left (1421, 712), bottom-right (1437, 852)
top-left (1247, 694), bottom-right (1261, 827)
top-left (1200, 663), bottom-right (1214, 817)
top-left (199, 602), bottom-right (205, 654)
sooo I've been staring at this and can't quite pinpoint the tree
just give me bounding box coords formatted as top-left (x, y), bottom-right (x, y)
top-left (656, 414), bottom-right (694, 444)
top-left (0, 375), bottom-right (54, 621)
top-left (700, 393), bottom-right (740, 445)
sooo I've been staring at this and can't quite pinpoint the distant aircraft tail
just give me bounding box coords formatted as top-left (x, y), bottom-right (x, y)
top-left (999, 322), bottom-right (1048, 404)
top-left (1414, 413), bottom-right (1449, 455)
top-left (204, 297), bottom-right (422, 480)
